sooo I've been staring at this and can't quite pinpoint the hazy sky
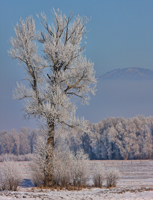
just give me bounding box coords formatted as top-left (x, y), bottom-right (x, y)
top-left (0, 0), bottom-right (153, 131)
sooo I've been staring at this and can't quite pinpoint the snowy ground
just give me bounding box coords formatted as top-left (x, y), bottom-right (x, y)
top-left (0, 187), bottom-right (153, 200)
top-left (89, 160), bottom-right (153, 188)
top-left (0, 160), bottom-right (153, 200)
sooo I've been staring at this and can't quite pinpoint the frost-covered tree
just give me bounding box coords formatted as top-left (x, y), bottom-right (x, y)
top-left (76, 116), bottom-right (153, 160)
top-left (8, 9), bottom-right (96, 186)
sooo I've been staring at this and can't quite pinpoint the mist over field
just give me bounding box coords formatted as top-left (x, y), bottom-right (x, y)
top-left (77, 80), bottom-right (153, 123)
top-left (1, 71), bottom-right (153, 131)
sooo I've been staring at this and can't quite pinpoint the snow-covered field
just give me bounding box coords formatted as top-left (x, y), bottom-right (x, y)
top-left (0, 160), bottom-right (153, 200)
top-left (0, 188), bottom-right (153, 200)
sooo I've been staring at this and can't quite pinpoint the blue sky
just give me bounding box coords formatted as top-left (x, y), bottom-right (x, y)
top-left (0, 0), bottom-right (153, 131)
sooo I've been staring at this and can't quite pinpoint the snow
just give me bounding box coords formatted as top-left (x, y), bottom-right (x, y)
top-left (0, 188), bottom-right (153, 200)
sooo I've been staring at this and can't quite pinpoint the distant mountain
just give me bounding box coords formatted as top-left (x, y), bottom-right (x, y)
top-left (99, 68), bottom-right (153, 80)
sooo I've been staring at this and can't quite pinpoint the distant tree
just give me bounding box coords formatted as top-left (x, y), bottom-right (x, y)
top-left (28, 129), bottom-right (38, 153)
top-left (19, 128), bottom-right (31, 155)
top-left (9, 9), bottom-right (96, 186)
top-left (0, 131), bottom-right (9, 154)
top-left (9, 129), bottom-right (20, 155)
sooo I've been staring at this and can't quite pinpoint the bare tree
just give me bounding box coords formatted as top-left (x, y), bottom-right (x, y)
top-left (9, 129), bottom-right (20, 156)
top-left (9, 9), bottom-right (96, 186)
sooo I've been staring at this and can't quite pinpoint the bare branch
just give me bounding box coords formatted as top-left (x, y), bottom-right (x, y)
top-left (67, 92), bottom-right (84, 99)
top-left (59, 120), bottom-right (75, 128)
top-left (64, 71), bottom-right (86, 93)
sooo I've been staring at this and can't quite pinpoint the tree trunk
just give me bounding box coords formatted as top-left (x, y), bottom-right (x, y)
top-left (44, 122), bottom-right (55, 187)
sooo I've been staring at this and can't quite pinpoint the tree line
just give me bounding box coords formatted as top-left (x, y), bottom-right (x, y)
top-left (0, 115), bottom-right (153, 160)
top-left (69, 115), bottom-right (153, 160)
top-left (0, 127), bottom-right (38, 155)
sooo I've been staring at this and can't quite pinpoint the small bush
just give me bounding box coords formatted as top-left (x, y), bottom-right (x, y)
top-left (53, 148), bottom-right (89, 188)
top-left (53, 147), bottom-right (73, 187)
top-left (106, 168), bottom-right (120, 187)
top-left (30, 137), bottom-right (46, 187)
top-left (71, 149), bottom-right (89, 187)
top-left (30, 161), bottom-right (45, 187)
top-left (0, 160), bottom-right (23, 191)
top-left (31, 135), bottom-right (89, 188)
top-left (92, 164), bottom-right (105, 187)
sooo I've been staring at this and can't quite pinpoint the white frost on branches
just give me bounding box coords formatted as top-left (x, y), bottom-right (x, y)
top-left (0, 160), bottom-right (23, 190)
top-left (9, 8), bottom-right (96, 132)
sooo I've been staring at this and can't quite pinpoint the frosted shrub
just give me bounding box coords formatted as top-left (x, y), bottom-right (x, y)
top-left (54, 161), bottom-right (71, 187)
top-left (71, 149), bottom-right (89, 187)
top-left (30, 136), bottom-right (47, 186)
top-left (31, 135), bottom-right (89, 188)
top-left (54, 148), bottom-right (89, 188)
top-left (0, 161), bottom-right (23, 191)
top-left (30, 161), bottom-right (45, 187)
top-left (106, 168), bottom-right (120, 187)
top-left (53, 147), bottom-right (73, 187)
top-left (93, 163), bottom-right (105, 187)
top-left (31, 136), bottom-right (72, 187)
